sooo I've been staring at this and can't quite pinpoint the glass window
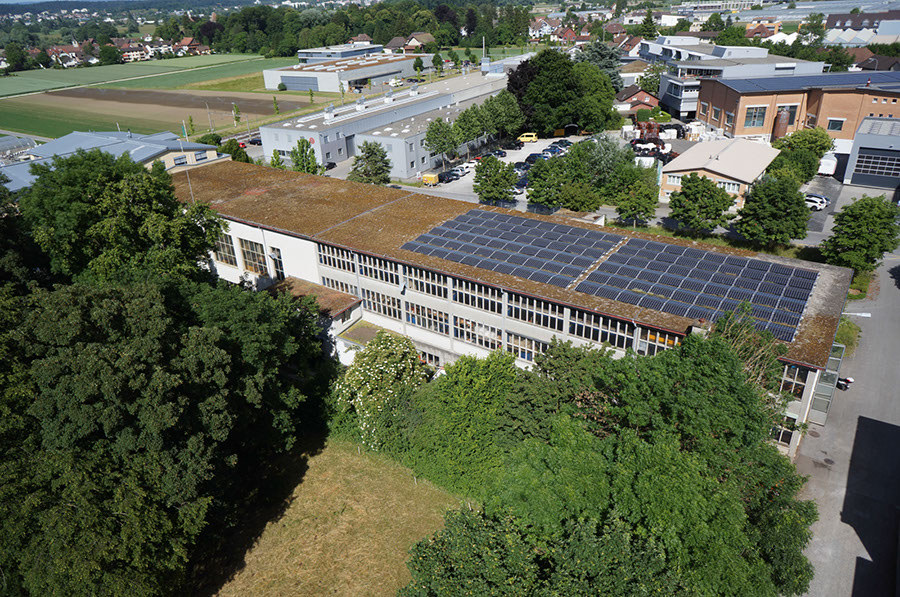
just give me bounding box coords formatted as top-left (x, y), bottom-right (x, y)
top-left (744, 106), bottom-right (767, 128)
top-left (358, 254), bottom-right (399, 285)
top-left (270, 247), bottom-right (285, 280)
top-left (214, 234), bottom-right (237, 266)
top-left (317, 244), bottom-right (355, 272)
top-left (239, 238), bottom-right (267, 275)
top-left (667, 174), bottom-right (682, 186)
top-left (321, 277), bottom-right (358, 297)
top-left (363, 289), bottom-right (401, 319)
top-left (699, 102), bottom-right (708, 116)
top-left (453, 279), bottom-right (502, 313)
top-left (776, 104), bottom-right (798, 125)
top-left (827, 119), bottom-right (844, 131)
top-left (454, 316), bottom-right (502, 350)
top-left (506, 332), bottom-right (548, 362)
top-left (194, 151), bottom-right (208, 162)
top-left (407, 267), bottom-right (447, 298)
top-left (569, 309), bottom-right (635, 350)
top-left (507, 293), bottom-right (564, 331)
top-left (725, 112), bottom-right (734, 127)
top-left (173, 155), bottom-right (188, 166)
top-left (405, 302), bottom-right (450, 335)
top-left (712, 107), bottom-right (721, 122)
top-left (325, 152), bottom-right (331, 159)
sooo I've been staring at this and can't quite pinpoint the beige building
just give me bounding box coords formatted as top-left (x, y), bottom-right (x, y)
top-left (660, 138), bottom-right (780, 209)
top-left (696, 71), bottom-right (900, 152)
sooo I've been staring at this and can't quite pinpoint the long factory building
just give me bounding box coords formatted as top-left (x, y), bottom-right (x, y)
top-left (172, 161), bottom-right (852, 458)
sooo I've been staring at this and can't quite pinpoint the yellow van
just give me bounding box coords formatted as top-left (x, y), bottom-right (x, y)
top-left (517, 132), bottom-right (538, 143)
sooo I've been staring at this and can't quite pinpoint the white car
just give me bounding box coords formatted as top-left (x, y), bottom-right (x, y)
top-left (450, 165), bottom-right (469, 176)
top-left (805, 194), bottom-right (830, 211)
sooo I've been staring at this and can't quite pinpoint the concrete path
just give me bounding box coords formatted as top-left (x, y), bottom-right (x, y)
top-left (797, 250), bottom-right (900, 597)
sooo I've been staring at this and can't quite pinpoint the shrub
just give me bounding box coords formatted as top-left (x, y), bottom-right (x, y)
top-left (635, 108), bottom-right (651, 122)
top-left (277, 82), bottom-right (287, 91)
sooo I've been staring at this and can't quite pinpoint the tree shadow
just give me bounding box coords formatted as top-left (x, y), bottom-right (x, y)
top-left (843, 417), bottom-right (900, 596)
top-left (888, 264), bottom-right (900, 291)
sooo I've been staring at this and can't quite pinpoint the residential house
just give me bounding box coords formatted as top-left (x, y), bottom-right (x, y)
top-left (619, 59), bottom-right (651, 87)
top-left (615, 84), bottom-right (659, 113)
top-left (619, 35), bottom-right (644, 58)
top-left (349, 33), bottom-right (373, 44)
top-left (659, 138), bottom-right (780, 209)
top-left (384, 36), bottom-right (407, 54)
top-left (551, 27), bottom-right (578, 43)
top-left (744, 18), bottom-right (781, 35)
top-left (604, 22), bottom-right (626, 36)
top-left (857, 55), bottom-right (900, 71)
top-left (695, 71), bottom-right (900, 151)
top-left (826, 10), bottom-right (900, 30)
top-left (405, 32), bottom-right (436, 52)
top-left (121, 44), bottom-right (148, 62)
top-left (529, 17), bottom-right (560, 38)
top-left (745, 24), bottom-right (774, 39)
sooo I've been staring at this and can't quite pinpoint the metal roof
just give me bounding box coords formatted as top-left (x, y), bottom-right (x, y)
top-left (857, 116), bottom-right (900, 136)
top-left (30, 131), bottom-right (214, 163)
top-left (662, 138), bottom-right (780, 184)
top-left (717, 70), bottom-right (900, 93)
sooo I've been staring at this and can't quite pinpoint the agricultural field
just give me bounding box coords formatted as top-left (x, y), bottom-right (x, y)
top-left (101, 57), bottom-right (297, 90)
top-left (0, 54), bottom-right (263, 98)
top-left (211, 440), bottom-right (458, 597)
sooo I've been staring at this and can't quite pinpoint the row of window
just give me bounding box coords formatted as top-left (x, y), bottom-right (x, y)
top-left (854, 153), bottom-right (900, 178)
top-left (699, 102), bottom-right (848, 132)
top-left (214, 234), bottom-right (284, 280)
top-left (666, 174), bottom-right (739, 194)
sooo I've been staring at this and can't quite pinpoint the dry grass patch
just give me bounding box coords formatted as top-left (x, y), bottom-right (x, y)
top-left (216, 440), bottom-right (459, 597)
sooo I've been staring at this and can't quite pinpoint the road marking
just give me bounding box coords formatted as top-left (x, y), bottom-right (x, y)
top-left (843, 313), bottom-right (872, 317)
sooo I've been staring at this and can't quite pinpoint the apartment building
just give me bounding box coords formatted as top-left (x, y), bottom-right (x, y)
top-left (638, 36), bottom-right (823, 119)
top-left (170, 161), bottom-right (852, 458)
top-left (695, 71), bottom-right (900, 151)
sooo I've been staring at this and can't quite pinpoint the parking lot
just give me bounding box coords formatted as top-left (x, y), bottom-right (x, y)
top-left (416, 136), bottom-right (582, 209)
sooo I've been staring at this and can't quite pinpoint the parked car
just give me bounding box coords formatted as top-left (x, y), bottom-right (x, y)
top-left (805, 194), bottom-right (830, 211)
top-left (543, 145), bottom-right (563, 155)
top-left (438, 171), bottom-right (459, 183)
top-left (324, 161), bottom-right (336, 170)
top-left (248, 137), bottom-right (262, 145)
top-left (238, 141), bottom-right (247, 148)
top-left (510, 186), bottom-right (524, 196)
top-left (515, 175), bottom-right (529, 190)
top-left (490, 149), bottom-right (507, 158)
top-left (513, 161), bottom-right (530, 171)
top-left (502, 140), bottom-right (524, 150)
top-left (517, 132), bottom-right (538, 143)
top-left (450, 165), bottom-right (469, 176)
top-left (524, 153), bottom-right (545, 165)
top-left (552, 139), bottom-right (573, 148)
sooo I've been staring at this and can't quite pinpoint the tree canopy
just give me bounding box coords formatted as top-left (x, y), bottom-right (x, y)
top-left (821, 194), bottom-right (900, 273)
top-left (290, 137), bottom-right (323, 174)
top-left (668, 173), bottom-right (735, 233)
top-left (736, 172), bottom-right (809, 247)
top-left (347, 141), bottom-right (391, 185)
top-left (473, 156), bottom-right (518, 204)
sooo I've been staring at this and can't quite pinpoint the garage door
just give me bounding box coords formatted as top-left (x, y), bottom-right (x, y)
top-left (850, 147), bottom-right (900, 189)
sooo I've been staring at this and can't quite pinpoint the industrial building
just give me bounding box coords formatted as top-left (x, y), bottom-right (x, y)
top-left (263, 54), bottom-right (420, 93)
top-left (171, 161), bottom-right (852, 458)
top-left (844, 117), bottom-right (900, 190)
top-left (259, 75), bottom-right (506, 172)
top-left (296, 42), bottom-right (382, 64)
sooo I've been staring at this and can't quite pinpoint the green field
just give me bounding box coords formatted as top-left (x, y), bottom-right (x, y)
top-left (0, 100), bottom-right (179, 138)
top-left (0, 54), bottom-right (263, 97)
top-left (102, 57), bottom-right (297, 90)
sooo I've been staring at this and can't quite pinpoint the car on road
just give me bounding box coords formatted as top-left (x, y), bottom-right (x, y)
top-left (502, 140), bottom-right (524, 150)
top-left (525, 153), bottom-right (545, 165)
top-left (248, 138), bottom-right (262, 145)
top-left (518, 132), bottom-right (538, 143)
top-left (805, 194), bottom-right (830, 211)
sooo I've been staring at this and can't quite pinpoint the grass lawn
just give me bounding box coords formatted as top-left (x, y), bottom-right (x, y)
top-left (214, 440), bottom-right (459, 597)
top-left (0, 54), bottom-right (262, 97)
top-left (103, 58), bottom-right (297, 90)
top-left (182, 72), bottom-right (268, 92)
top-left (835, 316), bottom-right (861, 355)
top-left (0, 99), bottom-right (176, 137)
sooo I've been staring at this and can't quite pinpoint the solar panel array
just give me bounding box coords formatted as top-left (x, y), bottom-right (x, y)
top-left (575, 238), bottom-right (818, 342)
top-left (401, 209), bottom-right (623, 288)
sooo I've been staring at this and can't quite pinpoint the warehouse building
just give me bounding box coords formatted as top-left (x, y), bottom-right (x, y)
top-left (296, 42), bottom-right (382, 64)
top-left (844, 117), bottom-right (900, 190)
top-left (263, 54), bottom-right (420, 93)
top-left (171, 161), bottom-right (852, 458)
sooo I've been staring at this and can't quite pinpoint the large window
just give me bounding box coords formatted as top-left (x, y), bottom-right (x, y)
top-left (454, 316), bottom-right (502, 350)
top-left (638, 328), bottom-right (680, 356)
top-left (699, 101), bottom-right (708, 116)
top-left (270, 247), bottom-right (285, 281)
top-left (827, 118), bottom-right (844, 132)
top-left (712, 107), bottom-right (721, 122)
top-left (725, 112), bottom-right (735, 127)
top-left (717, 181), bottom-right (740, 194)
top-left (569, 309), bottom-right (635, 350)
top-left (214, 234), bottom-right (237, 266)
top-left (780, 364), bottom-right (809, 399)
top-left (776, 104), bottom-right (798, 125)
top-left (453, 279), bottom-right (502, 313)
top-left (506, 332), bottom-right (548, 362)
top-left (405, 302), bottom-right (450, 335)
top-left (407, 267), bottom-right (448, 298)
top-left (318, 244), bottom-right (355, 272)
top-left (771, 415), bottom-right (797, 446)
top-left (667, 174), bottom-right (682, 186)
top-left (363, 289), bottom-right (401, 319)
top-left (507, 293), bottom-right (564, 331)
top-left (359, 254), bottom-right (399, 285)
top-left (239, 238), bottom-right (267, 275)
top-left (744, 106), bottom-right (767, 128)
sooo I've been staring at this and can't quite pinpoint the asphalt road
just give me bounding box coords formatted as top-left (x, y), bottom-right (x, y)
top-left (797, 247), bottom-right (900, 597)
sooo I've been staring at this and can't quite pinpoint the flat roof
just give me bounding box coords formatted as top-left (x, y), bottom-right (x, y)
top-left (276, 54), bottom-right (416, 74)
top-left (269, 277), bottom-right (361, 317)
top-left (673, 55), bottom-right (814, 68)
top-left (359, 96), bottom-right (488, 140)
top-left (171, 161), bottom-right (852, 369)
top-left (857, 116), bottom-right (900, 136)
top-left (716, 70), bottom-right (900, 94)
top-left (298, 43), bottom-right (383, 54)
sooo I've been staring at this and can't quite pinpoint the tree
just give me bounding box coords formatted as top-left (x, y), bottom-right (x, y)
top-left (452, 105), bottom-right (485, 159)
top-left (232, 103), bottom-right (241, 124)
top-left (20, 150), bottom-right (221, 281)
top-left (473, 156), bottom-right (518, 204)
top-left (481, 90), bottom-right (525, 140)
top-left (768, 147), bottom-right (819, 183)
top-left (197, 133), bottom-right (222, 146)
top-left (821, 194), bottom-right (900, 273)
top-left (3, 42), bottom-right (28, 71)
top-left (220, 139), bottom-right (251, 163)
top-left (526, 158), bottom-right (570, 208)
top-left (448, 49), bottom-right (461, 69)
top-left (413, 56), bottom-right (424, 71)
top-left (273, 96), bottom-right (280, 114)
top-left (702, 12), bottom-right (725, 31)
top-left (716, 25), bottom-right (752, 45)
top-left (98, 44), bottom-right (121, 65)
top-left (187, 115), bottom-right (195, 136)
top-left (573, 62), bottom-right (621, 132)
top-left (638, 62), bottom-right (668, 95)
top-left (772, 127), bottom-right (833, 159)
top-left (308, 88), bottom-right (314, 104)
top-left (290, 138), bottom-right (323, 174)
top-left (637, 10), bottom-right (658, 38)
top-left (271, 149), bottom-right (286, 169)
top-left (616, 179), bottom-right (658, 226)
top-left (347, 141), bottom-right (391, 185)
top-left (668, 173), bottom-right (734, 233)
top-left (735, 172), bottom-right (808, 247)
top-left (432, 52), bottom-right (443, 73)
top-left (424, 118), bottom-right (458, 170)
top-left (572, 40), bottom-right (624, 91)
top-left (0, 278), bottom-right (321, 596)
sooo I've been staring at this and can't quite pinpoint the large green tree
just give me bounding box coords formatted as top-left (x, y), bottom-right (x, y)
top-left (736, 173), bottom-right (809, 247)
top-left (616, 179), bottom-right (658, 226)
top-left (0, 278), bottom-right (321, 596)
top-left (772, 127), bottom-right (833, 158)
top-left (821, 194), bottom-right (900, 273)
top-left (481, 90), bottom-right (526, 140)
top-left (473, 156), bottom-right (518, 204)
top-left (572, 39), bottom-right (624, 90)
top-left (219, 139), bottom-right (252, 163)
top-left (20, 150), bottom-right (221, 282)
top-left (423, 118), bottom-right (458, 170)
top-left (347, 141), bottom-right (391, 185)
top-left (668, 173), bottom-right (735, 233)
top-left (290, 137), bottom-right (324, 174)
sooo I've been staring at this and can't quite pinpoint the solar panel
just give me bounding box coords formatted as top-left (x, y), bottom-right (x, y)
top-left (639, 295), bottom-right (666, 311)
top-left (547, 275), bottom-right (574, 288)
top-left (627, 280), bottom-right (654, 293)
top-left (636, 270), bottom-right (660, 283)
top-left (686, 306), bottom-right (715, 320)
top-left (617, 291), bottom-right (642, 305)
top-left (646, 260), bottom-right (670, 272)
top-left (595, 286), bottom-right (622, 300)
top-left (783, 287), bottom-right (811, 301)
top-left (650, 285), bottom-right (676, 299)
top-left (660, 301), bottom-right (690, 317)
top-left (662, 244), bottom-right (686, 255)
